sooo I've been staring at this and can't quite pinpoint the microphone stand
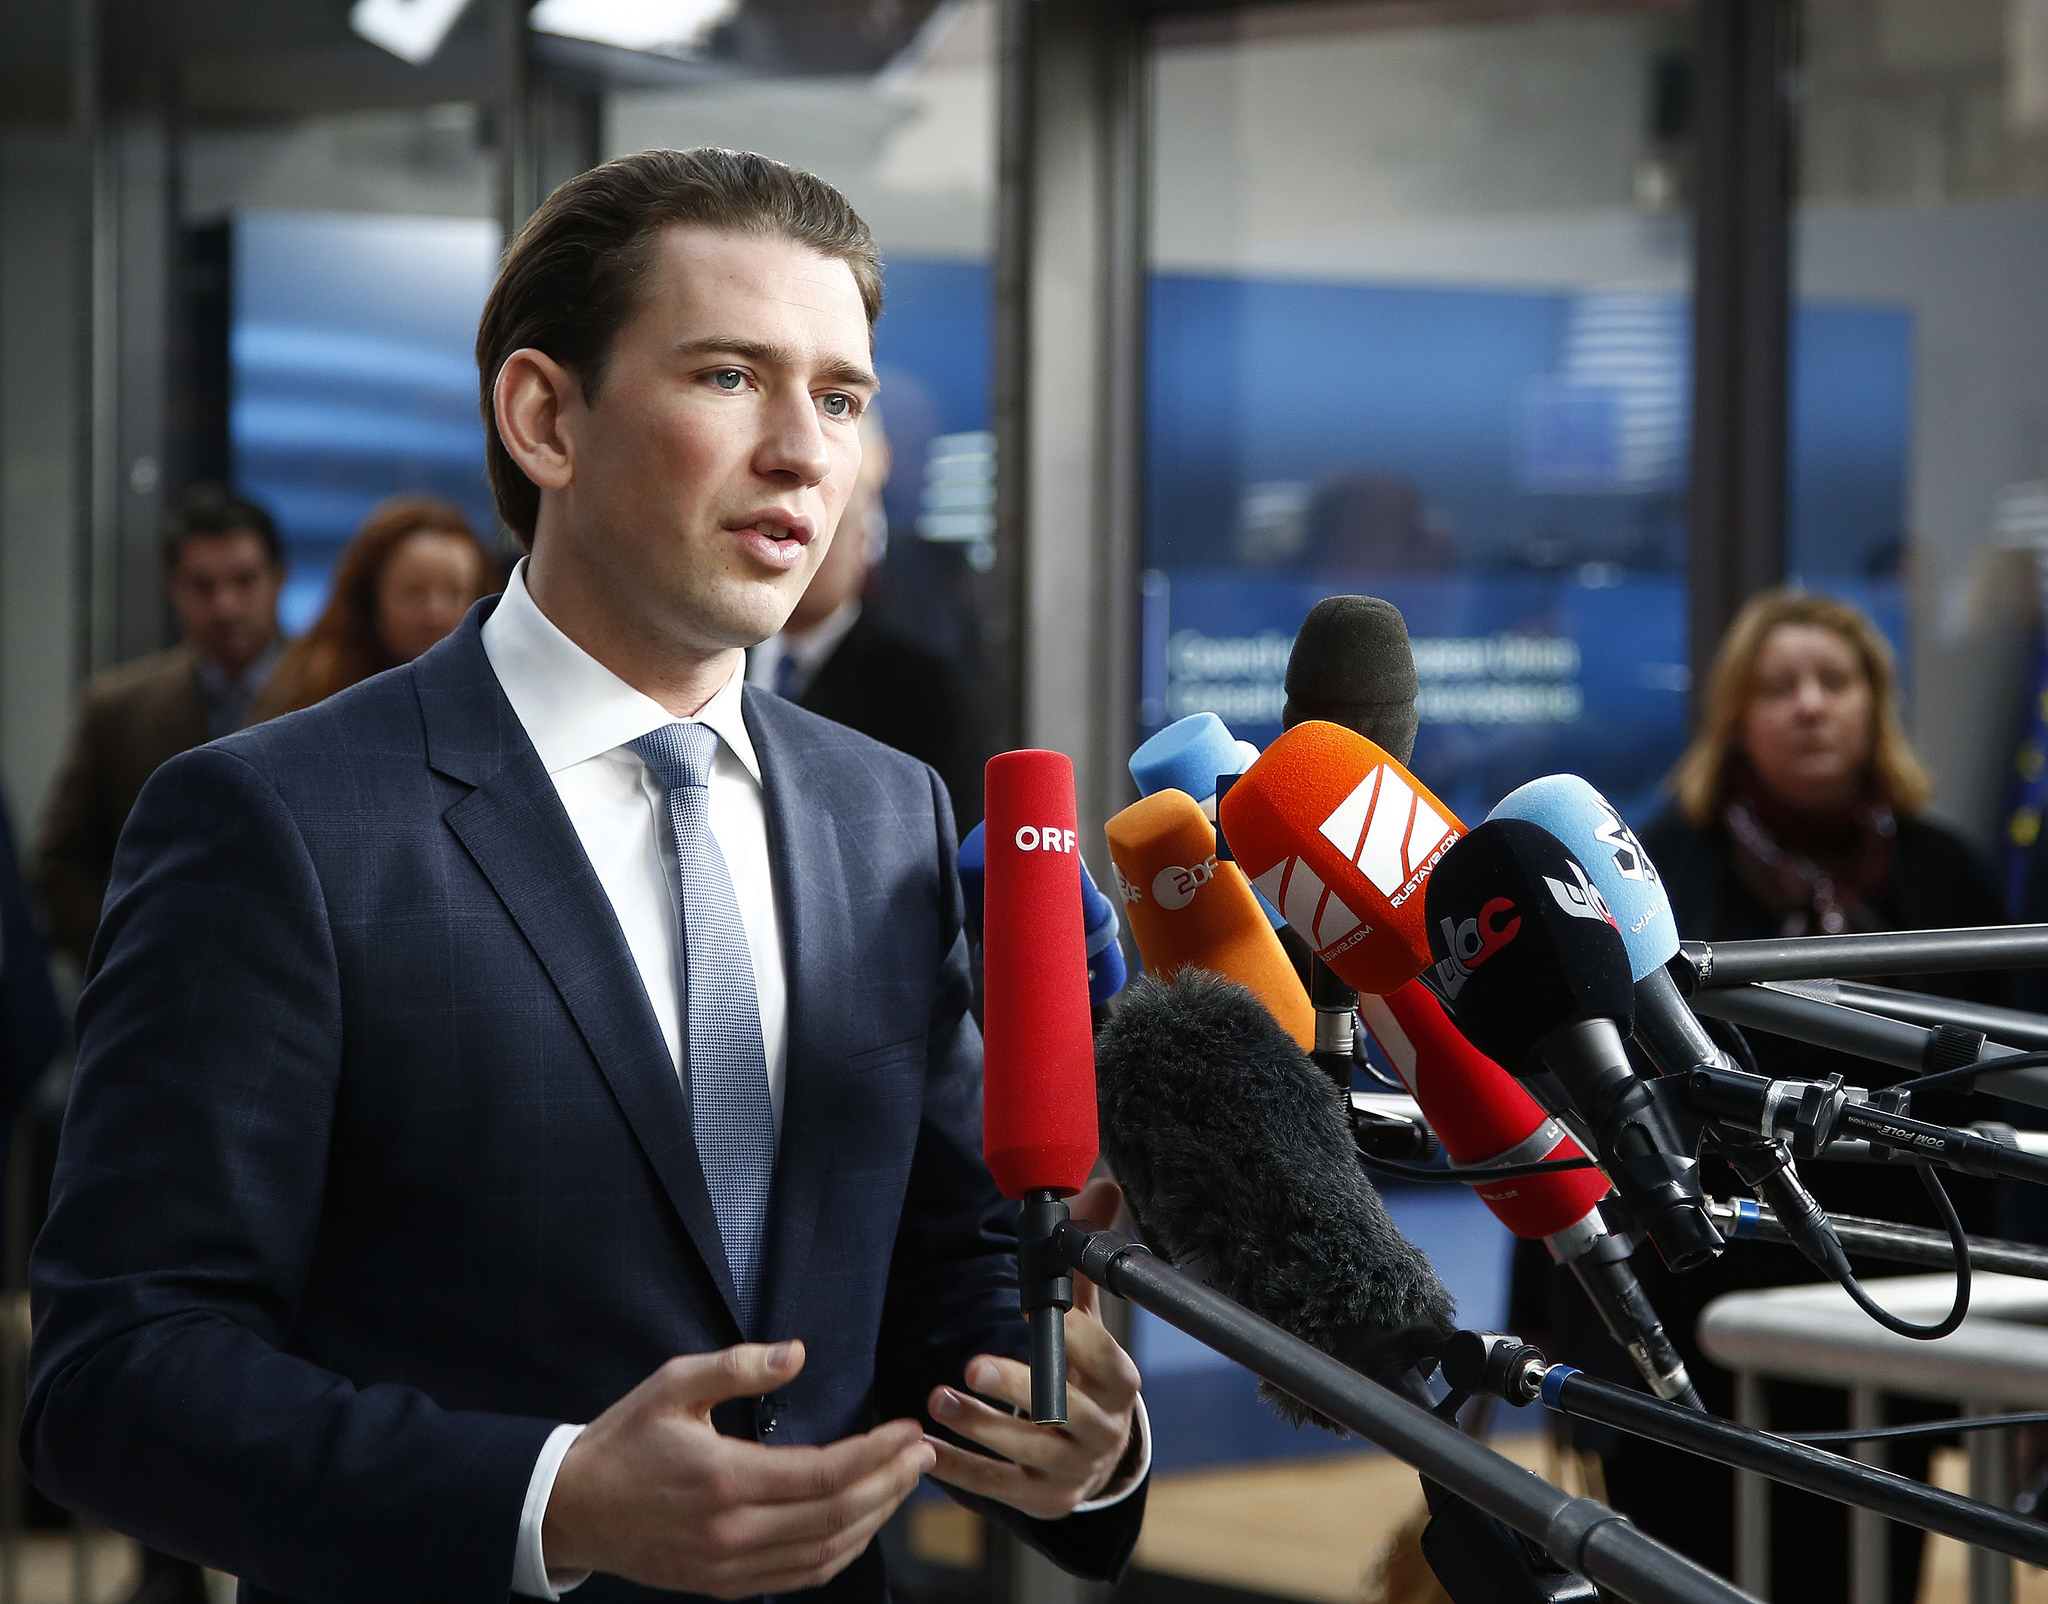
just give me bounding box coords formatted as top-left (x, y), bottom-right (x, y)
top-left (1018, 1191), bottom-right (1072, 1424)
top-left (1673, 923), bottom-right (2048, 989)
top-left (1050, 1220), bottom-right (1757, 1604)
top-left (1706, 1197), bottom-right (2048, 1280)
top-left (1440, 1333), bottom-right (2048, 1567)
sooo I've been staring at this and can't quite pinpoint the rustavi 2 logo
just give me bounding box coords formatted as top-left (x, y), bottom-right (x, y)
top-left (1433, 896), bottom-right (1521, 999)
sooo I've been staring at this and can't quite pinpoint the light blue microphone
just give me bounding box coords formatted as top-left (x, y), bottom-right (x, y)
top-left (1129, 713), bottom-right (1281, 928)
top-left (1489, 775), bottom-right (1676, 981)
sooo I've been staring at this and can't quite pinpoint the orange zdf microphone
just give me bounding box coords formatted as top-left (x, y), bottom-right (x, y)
top-left (1104, 789), bottom-right (1316, 1051)
top-left (982, 749), bottom-right (1099, 1425)
top-left (1218, 720), bottom-right (1463, 995)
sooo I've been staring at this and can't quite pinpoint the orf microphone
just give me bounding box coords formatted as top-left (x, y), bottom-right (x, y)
top-left (1219, 721), bottom-right (1463, 996)
top-left (1490, 776), bottom-right (1854, 1286)
top-left (960, 822), bottom-right (1127, 1007)
top-left (1103, 788), bottom-right (1314, 1050)
top-left (1360, 982), bottom-right (1702, 1408)
top-left (982, 750), bottom-right (1100, 1423)
top-left (1424, 820), bottom-right (1723, 1272)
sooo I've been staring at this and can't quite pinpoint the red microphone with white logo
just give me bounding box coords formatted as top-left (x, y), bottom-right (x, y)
top-left (982, 749), bottom-right (1099, 1425)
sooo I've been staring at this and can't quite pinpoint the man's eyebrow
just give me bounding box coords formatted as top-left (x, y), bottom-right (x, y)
top-left (675, 336), bottom-right (879, 391)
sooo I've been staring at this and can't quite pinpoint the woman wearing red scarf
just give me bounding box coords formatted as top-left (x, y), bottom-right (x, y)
top-left (1518, 589), bottom-right (2009, 1604)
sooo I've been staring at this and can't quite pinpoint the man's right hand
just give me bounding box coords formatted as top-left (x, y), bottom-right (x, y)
top-left (542, 1340), bottom-right (935, 1597)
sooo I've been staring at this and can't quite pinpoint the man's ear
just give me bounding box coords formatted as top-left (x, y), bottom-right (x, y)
top-left (495, 348), bottom-right (580, 493)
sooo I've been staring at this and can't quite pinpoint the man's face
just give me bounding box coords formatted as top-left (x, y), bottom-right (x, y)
top-left (168, 531), bottom-right (283, 674)
top-left (538, 227), bottom-right (876, 658)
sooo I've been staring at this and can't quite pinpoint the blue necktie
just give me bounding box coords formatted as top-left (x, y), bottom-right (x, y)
top-left (629, 722), bottom-right (777, 1329)
top-left (773, 650), bottom-right (805, 702)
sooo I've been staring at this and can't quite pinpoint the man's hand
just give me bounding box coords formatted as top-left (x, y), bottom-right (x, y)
top-left (924, 1179), bottom-right (1143, 1520)
top-left (543, 1341), bottom-right (935, 1598)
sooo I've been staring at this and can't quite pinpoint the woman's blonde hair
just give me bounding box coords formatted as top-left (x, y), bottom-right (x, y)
top-left (1668, 587), bottom-right (1931, 825)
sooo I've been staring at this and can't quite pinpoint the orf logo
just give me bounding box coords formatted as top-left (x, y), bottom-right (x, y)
top-left (1316, 766), bottom-right (1459, 907)
top-left (1544, 860), bottom-right (1618, 928)
top-left (1432, 896), bottom-right (1520, 999)
top-left (1152, 856), bottom-right (1217, 912)
top-left (1014, 825), bottom-right (1078, 854)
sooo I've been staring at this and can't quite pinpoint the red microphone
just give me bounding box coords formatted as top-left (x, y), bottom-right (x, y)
top-left (1359, 980), bottom-right (1702, 1407)
top-left (982, 749), bottom-right (1099, 1423)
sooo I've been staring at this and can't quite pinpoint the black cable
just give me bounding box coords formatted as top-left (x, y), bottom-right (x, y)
top-left (1831, 1165), bottom-right (1970, 1340)
top-left (1786, 1410), bottom-right (2048, 1445)
top-left (1355, 1151), bottom-right (1602, 1184)
top-left (1903, 1048), bottom-right (2048, 1094)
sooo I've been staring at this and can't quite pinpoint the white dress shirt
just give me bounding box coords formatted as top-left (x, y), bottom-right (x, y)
top-left (483, 563), bottom-right (1144, 1597)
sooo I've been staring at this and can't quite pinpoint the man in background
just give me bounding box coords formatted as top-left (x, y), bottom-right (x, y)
top-left (748, 410), bottom-right (980, 826)
top-left (35, 487), bottom-right (286, 967)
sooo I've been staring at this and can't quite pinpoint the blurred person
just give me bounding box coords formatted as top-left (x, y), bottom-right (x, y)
top-left (251, 495), bottom-right (498, 720)
top-left (747, 409), bottom-right (980, 826)
top-left (1512, 587), bottom-right (2003, 1602)
top-left (34, 486), bottom-right (285, 968)
top-left (24, 149), bottom-right (1144, 1602)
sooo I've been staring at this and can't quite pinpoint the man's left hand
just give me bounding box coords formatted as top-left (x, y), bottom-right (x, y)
top-left (923, 1179), bottom-right (1142, 1520)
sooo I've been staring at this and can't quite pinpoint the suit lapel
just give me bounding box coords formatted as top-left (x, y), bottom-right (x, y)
top-left (748, 688), bottom-right (851, 1341)
top-left (419, 610), bottom-right (745, 1337)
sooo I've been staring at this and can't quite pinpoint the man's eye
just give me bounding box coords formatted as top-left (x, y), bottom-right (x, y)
top-left (711, 369), bottom-right (746, 391)
top-left (820, 392), bottom-right (857, 419)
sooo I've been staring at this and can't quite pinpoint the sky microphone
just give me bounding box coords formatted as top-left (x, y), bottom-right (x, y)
top-left (1093, 970), bottom-right (1455, 1424)
top-left (1424, 820), bottom-right (1724, 1273)
top-left (1359, 981), bottom-right (1701, 1407)
top-left (1103, 789), bottom-right (1315, 1051)
top-left (1490, 777), bottom-right (1856, 1284)
top-left (981, 750), bottom-right (1101, 1423)
top-left (960, 822), bottom-right (1126, 1006)
top-left (1129, 712), bottom-right (1286, 931)
top-left (1218, 721), bottom-right (1463, 996)
top-left (1282, 596), bottom-right (1421, 765)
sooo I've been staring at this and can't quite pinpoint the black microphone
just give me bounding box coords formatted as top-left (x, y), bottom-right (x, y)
top-left (1094, 970), bottom-right (1455, 1422)
top-left (1282, 595), bottom-right (1420, 761)
top-left (1422, 820), bottom-right (1723, 1273)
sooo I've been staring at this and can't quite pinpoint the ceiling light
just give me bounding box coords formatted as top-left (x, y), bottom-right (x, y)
top-left (528, 0), bottom-right (739, 56)
top-left (350, 0), bottom-right (475, 65)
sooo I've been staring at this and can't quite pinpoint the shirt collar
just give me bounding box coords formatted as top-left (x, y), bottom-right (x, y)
top-left (481, 559), bottom-right (761, 783)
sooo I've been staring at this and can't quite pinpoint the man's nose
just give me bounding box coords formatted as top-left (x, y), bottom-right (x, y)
top-left (755, 391), bottom-right (832, 484)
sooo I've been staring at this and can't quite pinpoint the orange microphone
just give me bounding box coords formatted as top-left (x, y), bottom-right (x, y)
top-left (1104, 789), bottom-right (1314, 1051)
top-left (1217, 720), bottom-right (1464, 996)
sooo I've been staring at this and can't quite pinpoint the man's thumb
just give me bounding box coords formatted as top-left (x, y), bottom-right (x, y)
top-left (663, 1341), bottom-right (805, 1410)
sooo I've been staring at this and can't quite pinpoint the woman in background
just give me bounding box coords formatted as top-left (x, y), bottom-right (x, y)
top-left (1516, 588), bottom-right (2004, 1602)
top-left (252, 495), bottom-right (497, 720)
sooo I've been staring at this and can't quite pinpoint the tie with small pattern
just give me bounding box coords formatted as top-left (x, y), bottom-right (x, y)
top-left (629, 722), bottom-right (777, 1330)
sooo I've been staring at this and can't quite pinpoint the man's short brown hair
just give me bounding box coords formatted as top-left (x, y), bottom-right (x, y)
top-left (475, 147), bottom-right (883, 546)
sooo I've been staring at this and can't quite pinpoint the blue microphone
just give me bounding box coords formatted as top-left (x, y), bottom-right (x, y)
top-left (1129, 713), bottom-right (1282, 929)
top-left (961, 822), bottom-right (1127, 1005)
top-left (1490, 776), bottom-right (1854, 1283)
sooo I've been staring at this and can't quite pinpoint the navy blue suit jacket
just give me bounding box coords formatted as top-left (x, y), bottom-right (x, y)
top-left (24, 606), bottom-right (1143, 1602)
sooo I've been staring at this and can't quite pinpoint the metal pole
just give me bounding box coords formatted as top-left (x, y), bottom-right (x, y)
top-left (1735, 1370), bottom-right (1770, 1598)
top-left (1848, 1388), bottom-right (1887, 1604)
top-left (1967, 1401), bottom-right (2013, 1604)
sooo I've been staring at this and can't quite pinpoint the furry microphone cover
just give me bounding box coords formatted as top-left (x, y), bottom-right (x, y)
top-left (1095, 971), bottom-right (1455, 1429)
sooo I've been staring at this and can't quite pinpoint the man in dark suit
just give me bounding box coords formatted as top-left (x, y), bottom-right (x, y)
top-left (749, 413), bottom-right (981, 829)
top-left (34, 487), bottom-right (285, 966)
top-left (25, 148), bottom-right (1145, 1602)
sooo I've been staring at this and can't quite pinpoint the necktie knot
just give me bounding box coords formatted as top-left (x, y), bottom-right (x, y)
top-left (630, 721), bottom-right (720, 793)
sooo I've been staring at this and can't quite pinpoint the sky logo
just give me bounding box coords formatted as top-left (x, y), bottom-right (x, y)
top-left (1316, 767), bottom-right (1458, 907)
top-left (1251, 856), bottom-right (1366, 953)
top-left (1592, 798), bottom-right (1657, 884)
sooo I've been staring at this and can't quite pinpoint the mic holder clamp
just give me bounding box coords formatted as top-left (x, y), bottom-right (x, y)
top-left (1018, 1190), bottom-right (1073, 1425)
top-left (1683, 1063), bottom-right (2048, 1187)
top-left (1309, 958), bottom-right (1360, 1094)
top-left (1704, 1127), bottom-right (1853, 1284)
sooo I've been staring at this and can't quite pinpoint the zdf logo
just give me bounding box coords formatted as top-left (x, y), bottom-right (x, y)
top-left (1151, 856), bottom-right (1217, 912)
top-left (1013, 825), bottom-right (1077, 854)
top-left (1432, 897), bottom-right (1520, 999)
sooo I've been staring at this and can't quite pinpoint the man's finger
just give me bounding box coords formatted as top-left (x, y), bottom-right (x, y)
top-left (1062, 1309), bottom-right (1141, 1408)
top-left (726, 1418), bottom-right (929, 1504)
top-left (724, 1436), bottom-right (934, 1550)
top-left (654, 1341), bottom-right (807, 1412)
top-left (930, 1384), bottom-right (1105, 1478)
